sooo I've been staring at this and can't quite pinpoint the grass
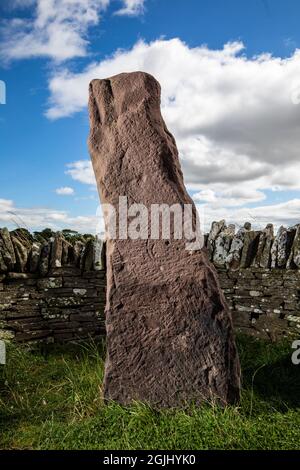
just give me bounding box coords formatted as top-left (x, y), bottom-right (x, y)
top-left (0, 335), bottom-right (299, 450)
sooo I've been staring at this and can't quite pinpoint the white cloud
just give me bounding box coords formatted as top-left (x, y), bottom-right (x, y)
top-left (0, 0), bottom-right (110, 62)
top-left (0, 199), bottom-right (15, 212)
top-left (1, 194), bottom-right (300, 237)
top-left (196, 198), bottom-right (300, 233)
top-left (115, 0), bottom-right (145, 16)
top-left (193, 187), bottom-right (266, 208)
top-left (1, 0), bottom-right (146, 62)
top-left (0, 198), bottom-right (103, 234)
top-left (66, 160), bottom-right (96, 185)
top-left (45, 38), bottom-right (300, 228)
top-left (3, 33), bottom-right (300, 230)
top-left (55, 186), bottom-right (75, 196)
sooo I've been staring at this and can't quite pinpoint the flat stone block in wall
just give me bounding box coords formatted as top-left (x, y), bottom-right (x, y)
top-left (48, 267), bottom-right (82, 277)
top-left (6, 307), bottom-right (41, 319)
top-left (6, 273), bottom-right (38, 280)
top-left (237, 270), bottom-right (256, 280)
top-left (69, 312), bottom-right (98, 322)
top-left (284, 280), bottom-right (300, 289)
top-left (284, 301), bottom-right (300, 312)
top-left (63, 277), bottom-right (91, 288)
top-left (283, 270), bottom-right (300, 280)
top-left (37, 278), bottom-right (63, 290)
top-left (262, 278), bottom-right (284, 288)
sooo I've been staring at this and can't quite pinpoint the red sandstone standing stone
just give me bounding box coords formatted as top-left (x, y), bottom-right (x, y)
top-left (88, 72), bottom-right (241, 407)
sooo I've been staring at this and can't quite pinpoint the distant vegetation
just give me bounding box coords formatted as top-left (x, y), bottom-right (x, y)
top-left (32, 228), bottom-right (95, 245)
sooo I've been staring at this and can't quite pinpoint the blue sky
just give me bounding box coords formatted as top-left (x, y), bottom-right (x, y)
top-left (1, 0), bottom-right (300, 233)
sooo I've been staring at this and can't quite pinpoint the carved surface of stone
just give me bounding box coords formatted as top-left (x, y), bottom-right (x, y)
top-left (88, 72), bottom-right (241, 408)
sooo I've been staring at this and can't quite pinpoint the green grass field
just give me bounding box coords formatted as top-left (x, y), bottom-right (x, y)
top-left (0, 335), bottom-right (299, 450)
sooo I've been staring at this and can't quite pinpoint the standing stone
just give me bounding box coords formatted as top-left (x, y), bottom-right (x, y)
top-left (71, 240), bottom-right (85, 267)
top-left (226, 226), bottom-right (249, 270)
top-left (240, 230), bottom-right (260, 268)
top-left (94, 237), bottom-right (106, 271)
top-left (10, 228), bottom-right (32, 272)
top-left (253, 224), bottom-right (274, 268)
top-left (0, 228), bottom-right (16, 271)
top-left (50, 233), bottom-right (63, 268)
top-left (88, 72), bottom-right (240, 407)
top-left (207, 220), bottom-right (226, 260)
top-left (260, 224), bottom-right (274, 268)
top-left (271, 229), bottom-right (280, 268)
top-left (62, 239), bottom-right (72, 265)
top-left (287, 225), bottom-right (300, 268)
top-left (271, 226), bottom-right (290, 268)
top-left (213, 224), bottom-right (235, 268)
top-left (0, 250), bottom-right (7, 273)
top-left (80, 239), bottom-right (94, 272)
top-left (39, 242), bottom-right (51, 276)
top-left (11, 235), bottom-right (29, 272)
top-left (29, 241), bottom-right (42, 273)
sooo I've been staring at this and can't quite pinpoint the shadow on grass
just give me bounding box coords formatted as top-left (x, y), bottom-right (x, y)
top-left (237, 335), bottom-right (300, 412)
top-left (1, 334), bottom-right (300, 450)
top-left (37, 334), bottom-right (300, 413)
top-left (0, 334), bottom-right (299, 426)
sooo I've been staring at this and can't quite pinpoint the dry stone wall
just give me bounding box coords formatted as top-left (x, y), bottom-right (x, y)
top-left (0, 229), bottom-right (106, 343)
top-left (206, 221), bottom-right (300, 340)
top-left (0, 221), bottom-right (300, 343)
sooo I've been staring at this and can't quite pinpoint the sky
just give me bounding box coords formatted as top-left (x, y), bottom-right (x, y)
top-left (1, 0), bottom-right (300, 235)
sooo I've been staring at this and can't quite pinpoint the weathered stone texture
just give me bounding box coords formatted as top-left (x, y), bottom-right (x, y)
top-left (88, 72), bottom-right (240, 408)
